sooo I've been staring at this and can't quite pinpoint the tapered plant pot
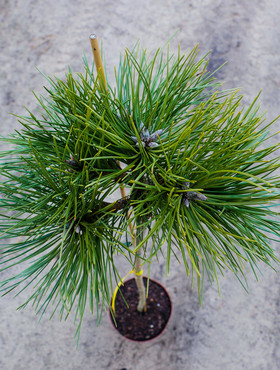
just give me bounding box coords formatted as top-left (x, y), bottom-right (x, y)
top-left (109, 277), bottom-right (172, 342)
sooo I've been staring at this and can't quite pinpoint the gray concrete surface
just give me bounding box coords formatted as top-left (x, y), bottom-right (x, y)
top-left (1, 0), bottom-right (280, 369)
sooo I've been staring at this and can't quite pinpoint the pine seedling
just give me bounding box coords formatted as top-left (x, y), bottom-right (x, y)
top-left (1, 42), bottom-right (280, 341)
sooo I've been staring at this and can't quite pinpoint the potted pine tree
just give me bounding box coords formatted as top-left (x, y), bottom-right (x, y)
top-left (1, 35), bottom-right (280, 343)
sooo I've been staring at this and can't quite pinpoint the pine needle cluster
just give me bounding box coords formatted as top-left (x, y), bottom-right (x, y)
top-left (1, 44), bottom-right (280, 338)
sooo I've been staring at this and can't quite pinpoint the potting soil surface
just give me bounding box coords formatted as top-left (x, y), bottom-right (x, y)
top-left (111, 278), bottom-right (172, 341)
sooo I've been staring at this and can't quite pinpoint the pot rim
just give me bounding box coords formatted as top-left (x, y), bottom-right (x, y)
top-left (108, 276), bottom-right (173, 343)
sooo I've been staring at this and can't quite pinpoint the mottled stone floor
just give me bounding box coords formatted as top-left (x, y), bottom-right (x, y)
top-left (1, 1), bottom-right (280, 369)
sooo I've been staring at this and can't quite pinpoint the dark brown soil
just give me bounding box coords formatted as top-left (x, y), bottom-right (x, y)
top-left (110, 277), bottom-right (172, 341)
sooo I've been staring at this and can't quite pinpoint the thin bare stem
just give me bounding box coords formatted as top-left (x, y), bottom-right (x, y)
top-left (134, 222), bottom-right (146, 312)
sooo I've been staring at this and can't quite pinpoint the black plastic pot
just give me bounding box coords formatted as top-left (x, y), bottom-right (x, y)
top-left (109, 277), bottom-right (172, 342)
